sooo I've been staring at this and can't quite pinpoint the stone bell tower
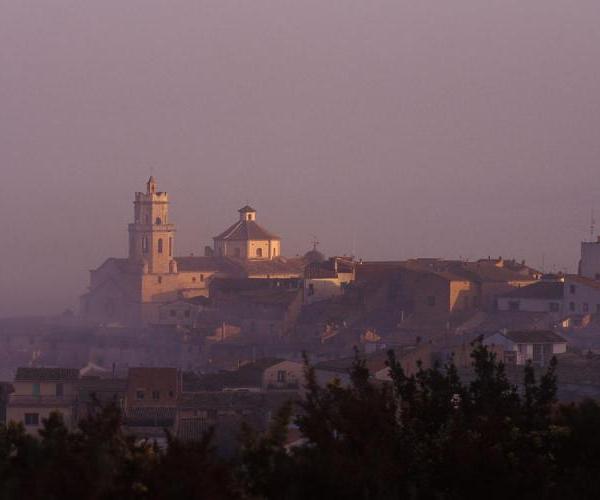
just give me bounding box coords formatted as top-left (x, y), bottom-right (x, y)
top-left (128, 176), bottom-right (176, 274)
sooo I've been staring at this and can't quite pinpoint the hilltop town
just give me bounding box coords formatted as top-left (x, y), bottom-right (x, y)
top-left (3, 177), bottom-right (600, 449)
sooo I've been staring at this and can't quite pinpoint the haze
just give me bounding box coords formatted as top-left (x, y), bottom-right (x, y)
top-left (2, 0), bottom-right (600, 317)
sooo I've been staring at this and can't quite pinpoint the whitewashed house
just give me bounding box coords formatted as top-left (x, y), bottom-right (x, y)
top-left (483, 330), bottom-right (567, 367)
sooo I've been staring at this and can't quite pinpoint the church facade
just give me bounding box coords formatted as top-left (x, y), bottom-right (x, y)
top-left (80, 177), bottom-right (304, 326)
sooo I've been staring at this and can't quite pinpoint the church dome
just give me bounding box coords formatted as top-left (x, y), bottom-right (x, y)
top-left (304, 249), bottom-right (325, 264)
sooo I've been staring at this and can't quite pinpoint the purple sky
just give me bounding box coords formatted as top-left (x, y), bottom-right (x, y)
top-left (2, 0), bottom-right (600, 316)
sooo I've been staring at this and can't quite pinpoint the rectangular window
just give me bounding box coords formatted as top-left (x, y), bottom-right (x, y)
top-left (570, 285), bottom-right (576, 294)
top-left (136, 390), bottom-right (144, 400)
top-left (308, 284), bottom-right (315, 296)
top-left (184, 310), bottom-right (191, 318)
top-left (152, 390), bottom-right (160, 400)
top-left (508, 301), bottom-right (520, 311)
top-left (570, 302), bottom-right (576, 312)
top-left (56, 383), bottom-right (64, 397)
top-left (583, 303), bottom-right (589, 313)
top-left (549, 302), bottom-right (560, 313)
top-left (24, 413), bottom-right (39, 426)
top-left (277, 370), bottom-right (286, 383)
top-left (169, 237), bottom-right (173, 257)
top-left (32, 383), bottom-right (40, 396)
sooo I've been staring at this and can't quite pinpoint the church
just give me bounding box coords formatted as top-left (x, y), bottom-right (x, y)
top-left (80, 177), bottom-right (305, 325)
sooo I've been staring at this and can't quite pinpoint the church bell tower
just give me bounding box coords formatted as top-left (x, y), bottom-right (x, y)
top-left (128, 176), bottom-right (176, 274)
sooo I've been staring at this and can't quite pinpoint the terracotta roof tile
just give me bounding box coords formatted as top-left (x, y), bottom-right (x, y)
top-left (214, 220), bottom-right (280, 241)
top-left (15, 367), bottom-right (79, 381)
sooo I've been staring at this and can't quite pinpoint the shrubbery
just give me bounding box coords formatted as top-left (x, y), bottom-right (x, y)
top-left (2, 343), bottom-right (600, 499)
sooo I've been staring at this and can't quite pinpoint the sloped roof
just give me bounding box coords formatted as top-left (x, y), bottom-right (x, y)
top-left (460, 311), bottom-right (555, 334)
top-left (238, 205), bottom-right (256, 213)
top-left (500, 281), bottom-right (564, 300)
top-left (15, 367), bottom-right (80, 381)
top-left (239, 257), bottom-right (305, 276)
top-left (214, 219), bottom-right (280, 241)
top-left (504, 330), bottom-right (567, 344)
top-left (175, 256), bottom-right (243, 273)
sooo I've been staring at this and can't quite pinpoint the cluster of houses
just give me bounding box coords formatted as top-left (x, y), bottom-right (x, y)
top-left (4, 178), bottom-right (600, 440)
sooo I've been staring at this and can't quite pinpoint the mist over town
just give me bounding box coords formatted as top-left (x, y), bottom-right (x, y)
top-left (3, 1), bottom-right (600, 499)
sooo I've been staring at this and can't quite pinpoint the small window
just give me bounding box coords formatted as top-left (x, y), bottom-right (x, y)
top-left (152, 390), bottom-right (160, 400)
top-left (136, 390), bottom-right (144, 400)
top-left (155, 217), bottom-right (162, 225)
top-left (308, 283), bottom-right (315, 296)
top-left (596, 273), bottom-right (600, 281)
top-left (157, 276), bottom-right (162, 284)
top-left (583, 303), bottom-right (589, 313)
top-left (192, 276), bottom-right (196, 283)
top-left (570, 285), bottom-right (576, 294)
top-left (549, 302), bottom-right (560, 313)
top-left (570, 302), bottom-right (576, 312)
top-left (170, 310), bottom-right (176, 317)
top-left (277, 370), bottom-right (286, 383)
top-left (168, 390), bottom-right (174, 398)
top-left (200, 274), bottom-right (204, 282)
top-left (24, 413), bottom-right (39, 426)
top-left (509, 301), bottom-right (520, 311)
top-left (56, 383), bottom-right (64, 397)
top-left (256, 248), bottom-right (263, 258)
top-left (32, 383), bottom-right (40, 396)
top-left (142, 236), bottom-right (149, 253)
top-left (169, 237), bottom-right (173, 257)
top-left (184, 310), bottom-right (191, 318)
top-left (426, 296), bottom-right (436, 307)
top-left (158, 239), bottom-right (163, 254)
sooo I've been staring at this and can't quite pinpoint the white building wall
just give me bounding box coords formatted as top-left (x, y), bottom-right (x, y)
top-left (564, 277), bottom-right (600, 315)
top-left (497, 297), bottom-right (563, 314)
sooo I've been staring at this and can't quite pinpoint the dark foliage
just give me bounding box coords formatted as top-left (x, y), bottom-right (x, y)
top-left (2, 343), bottom-right (600, 499)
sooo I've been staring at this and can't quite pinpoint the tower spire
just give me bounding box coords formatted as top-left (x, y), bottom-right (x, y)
top-left (147, 176), bottom-right (157, 195)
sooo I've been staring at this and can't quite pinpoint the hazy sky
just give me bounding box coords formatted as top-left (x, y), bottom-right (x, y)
top-left (2, 0), bottom-right (600, 317)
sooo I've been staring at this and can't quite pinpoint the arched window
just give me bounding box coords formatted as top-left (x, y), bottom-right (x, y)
top-left (142, 237), bottom-right (148, 253)
top-left (155, 217), bottom-right (162, 225)
top-left (256, 248), bottom-right (263, 258)
top-left (158, 239), bottom-right (163, 254)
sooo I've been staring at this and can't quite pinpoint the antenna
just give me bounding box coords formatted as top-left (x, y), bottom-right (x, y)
top-left (541, 253), bottom-right (545, 273)
top-left (590, 209), bottom-right (596, 242)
